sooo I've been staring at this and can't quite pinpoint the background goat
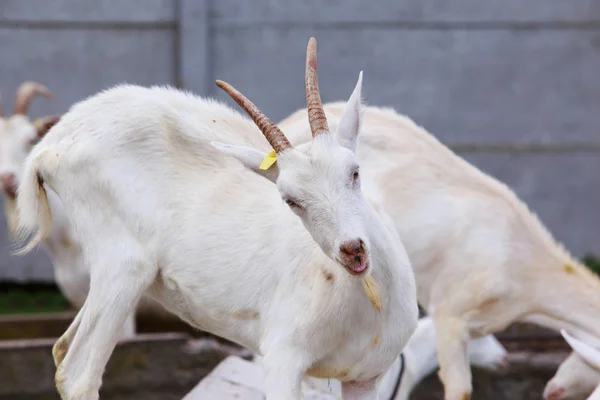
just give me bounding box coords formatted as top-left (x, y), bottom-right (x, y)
top-left (544, 331), bottom-right (600, 400)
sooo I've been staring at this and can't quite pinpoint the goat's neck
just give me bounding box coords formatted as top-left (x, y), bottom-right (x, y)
top-left (522, 249), bottom-right (600, 347)
top-left (361, 191), bottom-right (408, 281)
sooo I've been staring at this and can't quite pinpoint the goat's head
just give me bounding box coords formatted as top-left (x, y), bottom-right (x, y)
top-left (212, 37), bottom-right (371, 276)
top-left (0, 82), bottom-right (59, 200)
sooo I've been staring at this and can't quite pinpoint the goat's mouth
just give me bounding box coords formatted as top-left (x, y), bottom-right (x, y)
top-left (338, 259), bottom-right (369, 276)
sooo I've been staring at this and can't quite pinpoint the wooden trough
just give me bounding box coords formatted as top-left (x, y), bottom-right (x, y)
top-left (0, 312), bottom-right (251, 400)
top-left (0, 311), bottom-right (573, 400)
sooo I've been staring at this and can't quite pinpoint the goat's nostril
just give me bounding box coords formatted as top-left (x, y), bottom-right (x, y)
top-left (340, 239), bottom-right (366, 256)
top-left (354, 255), bottom-right (361, 262)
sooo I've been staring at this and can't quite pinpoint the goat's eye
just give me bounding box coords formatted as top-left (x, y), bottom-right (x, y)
top-left (285, 199), bottom-right (299, 208)
top-left (352, 170), bottom-right (360, 182)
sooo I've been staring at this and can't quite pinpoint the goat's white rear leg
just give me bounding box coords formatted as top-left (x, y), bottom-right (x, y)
top-left (341, 378), bottom-right (378, 400)
top-left (53, 301), bottom-right (87, 369)
top-left (55, 238), bottom-right (154, 400)
top-left (119, 313), bottom-right (137, 339)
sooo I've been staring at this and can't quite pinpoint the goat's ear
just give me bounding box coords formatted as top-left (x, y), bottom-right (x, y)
top-left (561, 330), bottom-right (600, 370)
top-left (210, 141), bottom-right (279, 183)
top-left (34, 115), bottom-right (60, 139)
top-left (336, 71), bottom-right (363, 152)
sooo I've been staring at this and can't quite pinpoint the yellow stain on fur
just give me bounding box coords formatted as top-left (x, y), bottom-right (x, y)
top-left (564, 263), bottom-right (576, 275)
top-left (232, 309), bottom-right (260, 320)
top-left (60, 231), bottom-right (74, 249)
top-left (362, 275), bottom-right (382, 312)
top-left (307, 366), bottom-right (350, 380)
top-left (372, 334), bottom-right (380, 347)
top-left (461, 393), bottom-right (471, 400)
top-left (52, 337), bottom-right (69, 368)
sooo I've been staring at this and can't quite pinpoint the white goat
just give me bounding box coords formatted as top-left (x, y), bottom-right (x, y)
top-left (0, 83), bottom-right (168, 338)
top-left (278, 102), bottom-right (600, 400)
top-left (16, 38), bottom-right (418, 400)
top-left (256, 316), bottom-right (508, 399)
top-left (544, 331), bottom-right (600, 400)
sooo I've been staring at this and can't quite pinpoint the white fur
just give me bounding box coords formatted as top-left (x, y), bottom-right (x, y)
top-left (16, 80), bottom-right (418, 400)
top-left (279, 103), bottom-right (600, 400)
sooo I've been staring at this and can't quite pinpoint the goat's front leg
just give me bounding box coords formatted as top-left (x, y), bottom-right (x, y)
top-left (54, 239), bottom-right (154, 400)
top-left (341, 377), bottom-right (378, 400)
top-left (434, 313), bottom-right (472, 400)
top-left (261, 347), bottom-right (308, 400)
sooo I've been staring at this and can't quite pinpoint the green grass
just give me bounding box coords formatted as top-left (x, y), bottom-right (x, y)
top-left (0, 283), bottom-right (69, 315)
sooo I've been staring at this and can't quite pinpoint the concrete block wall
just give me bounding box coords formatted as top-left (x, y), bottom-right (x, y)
top-left (1, 0), bottom-right (598, 281)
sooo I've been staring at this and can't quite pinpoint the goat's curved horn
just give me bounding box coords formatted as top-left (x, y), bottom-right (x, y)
top-left (306, 37), bottom-right (329, 137)
top-left (216, 80), bottom-right (292, 153)
top-left (13, 82), bottom-right (53, 115)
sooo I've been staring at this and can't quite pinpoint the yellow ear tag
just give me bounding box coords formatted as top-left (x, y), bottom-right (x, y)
top-left (362, 275), bottom-right (382, 312)
top-left (33, 118), bottom-right (43, 129)
top-left (259, 151), bottom-right (277, 170)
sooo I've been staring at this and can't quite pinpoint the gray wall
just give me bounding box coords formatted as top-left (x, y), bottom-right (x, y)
top-left (1, 0), bottom-right (598, 281)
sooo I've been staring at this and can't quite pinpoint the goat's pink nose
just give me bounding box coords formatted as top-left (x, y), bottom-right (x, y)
top-left (0, 173), bottom-right (15, 187)
top-left (545, 386), bottom-right (565, 400)
top-left (0, 173), bottom-right (17, 198)
top-left (340, 238), bottom-right (366, 257)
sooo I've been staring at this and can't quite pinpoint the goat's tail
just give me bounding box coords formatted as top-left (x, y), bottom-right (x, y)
top-left (14, 150), bottom-right (54, 255)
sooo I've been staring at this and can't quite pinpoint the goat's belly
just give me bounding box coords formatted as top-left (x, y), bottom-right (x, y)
top-left (148, 277), bottom-right (263, 352)
top-left (54, 265), bottom-right (89, 309)
top-left (187, 313), bottom-right (262, 352)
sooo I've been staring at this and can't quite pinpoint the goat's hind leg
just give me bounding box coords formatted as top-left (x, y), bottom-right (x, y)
top-left (434, 313), bottom-right (472, 400)
top-left (54, 237), bottom-right (155, 400)
top-left (119, 312), bottom-right (137, 339)
top-left (53, 301), bottom-right (88, 369)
